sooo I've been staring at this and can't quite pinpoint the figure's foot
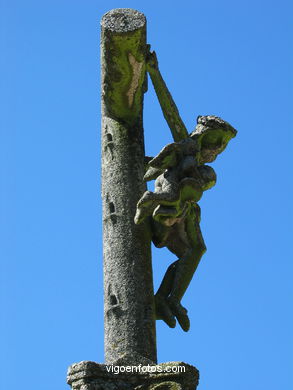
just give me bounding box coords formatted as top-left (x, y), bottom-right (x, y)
top-left (168, 298), bottom-right (190, 332)
top-left (155, 294), bottom-right (176, 328)
top-left (155, 294), bottom-right (190, 332)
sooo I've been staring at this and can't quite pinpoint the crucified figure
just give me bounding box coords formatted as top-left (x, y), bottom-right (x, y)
top-left (134, 49), bottom-right (237, 331)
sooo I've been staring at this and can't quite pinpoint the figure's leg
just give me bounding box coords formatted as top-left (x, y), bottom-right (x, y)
top-left (156, 260), bottom-right (179, 297)
top-left (155, 260), bottom-right (179, 328)
top-left (168, 217), bottom-right (206, 331)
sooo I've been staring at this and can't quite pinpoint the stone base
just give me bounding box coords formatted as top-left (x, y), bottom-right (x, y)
top-left (67, 361), bottom-right (199, 390)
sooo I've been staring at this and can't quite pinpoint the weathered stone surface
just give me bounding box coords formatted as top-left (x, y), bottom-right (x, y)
top-left (101, 9), bottom-right (148, 126)
top-left (67, 361), bottom-right (199, 390)
top-left (101, 8), bottom-right (156, 364)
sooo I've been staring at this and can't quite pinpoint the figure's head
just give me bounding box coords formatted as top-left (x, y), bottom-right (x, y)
top-left (190, 115), bottom-right (237, 164)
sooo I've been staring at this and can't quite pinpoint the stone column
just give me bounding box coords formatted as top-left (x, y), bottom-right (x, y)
top-left (101, 8), bottom-right (156, 365)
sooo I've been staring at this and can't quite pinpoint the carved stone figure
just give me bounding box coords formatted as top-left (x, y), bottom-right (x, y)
top-left (134, 51), bottom-right (237, 332)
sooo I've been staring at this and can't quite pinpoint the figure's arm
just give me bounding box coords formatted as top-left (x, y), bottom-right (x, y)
top-left (146, 48), bottom-right (189, 142)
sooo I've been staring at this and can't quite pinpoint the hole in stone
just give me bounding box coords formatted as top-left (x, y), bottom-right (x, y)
top-left (110, 214), bottom-right (117, 225)
top-left (109, 202), bottom-right (115, 213)
top-left (106, 133), bottom-right (113, 142)
top-left (110, 294), bottom-right (118, 305)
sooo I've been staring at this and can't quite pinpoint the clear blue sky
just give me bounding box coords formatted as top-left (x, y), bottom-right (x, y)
top-left (1, 1), bottom-right (292, 389)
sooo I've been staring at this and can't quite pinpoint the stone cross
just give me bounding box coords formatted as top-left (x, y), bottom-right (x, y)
top-left (67, 8), bottom-right (237, 390)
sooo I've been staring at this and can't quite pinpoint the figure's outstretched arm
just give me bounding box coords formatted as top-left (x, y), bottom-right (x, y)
top-left (146, 47), bottom-right (189, 142)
